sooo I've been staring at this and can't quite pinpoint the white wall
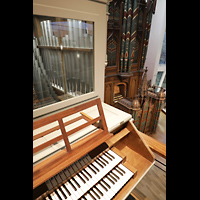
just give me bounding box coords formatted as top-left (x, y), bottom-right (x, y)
top-left (144, 0), bottom-right (166, 84)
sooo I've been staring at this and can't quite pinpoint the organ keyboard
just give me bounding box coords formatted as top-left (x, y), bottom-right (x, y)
top-left (33, 98), bottom-right (155, 200)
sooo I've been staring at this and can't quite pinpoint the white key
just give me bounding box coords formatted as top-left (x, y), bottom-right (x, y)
top-left (70, 178), bottom-right (83, 198)
top-left (45, 197), bottom-right (50, 200)
top-left (101, 154), bottom-right (119, 171)
top-left (102, 176), bottom-right (116, 194)
top-left (74, 174), bottom-right (88, 194)
top-left (118, 164), bottom-right (134, 177)
top-left (56, 189), bottom-right (65, 200)
top-left (90, 189), bottom-right (100, 200)
top-left (112, 169), bottom-right (125, 185)
top-left (60, 185), bottom-right (73, 200)
top-left (79, 171), bottom-right (93, 188)
top-left (104, 175), bottom-right (119, 191)
top-left (53, 192), bottom-right (60, 200)
top-left (96, 183), bottom-right (111, 199)
top-left (104, 151), bottom-right (120, 167)
top-left (108, 150), bottom-right (122, 163)
top-left (85, 193), bottom-right (93, 200)
top-left (84, 166), bottom-right (99, 183)
top-left (89, 163), bottom-right (102, 180)
top-left (83, 169), bottom-right (96, 185)
top-left (82, 169), bottom-right (96, 186)
top-left (92, 161), bottom-right (106, 177)
top-left (93, 187), bottom-right (107, 200)
top-left (64, 182), bottom-right (78, 200)
top-left (50, 193), bottom-right (57, 200)
top-left (77, 173), bottom-right (91, 191)
top-left (93, 187), bottom-right (106, 200)
top-left (96, 157), bottom-right (113, 175)
top-left (100, 180), bottom-right (115, 199)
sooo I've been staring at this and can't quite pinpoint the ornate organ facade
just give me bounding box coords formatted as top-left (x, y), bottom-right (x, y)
top-left (105, 0), bottom-right (165, 134)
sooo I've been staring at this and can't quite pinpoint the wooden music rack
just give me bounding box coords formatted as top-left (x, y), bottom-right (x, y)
top-left (33, 98), bottom-right (113, 189)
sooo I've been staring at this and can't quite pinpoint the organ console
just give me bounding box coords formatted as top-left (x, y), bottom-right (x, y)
top-left (33, 98), bottom-right (155, 200)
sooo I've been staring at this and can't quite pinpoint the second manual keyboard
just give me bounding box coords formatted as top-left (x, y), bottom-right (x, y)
top-left (33, 144), bottom-right (134, 200)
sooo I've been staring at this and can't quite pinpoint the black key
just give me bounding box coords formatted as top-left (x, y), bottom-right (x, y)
top-left (94, 185), bottom-right (103, 197)
top-left (68, 180), bottom-right (77, 191)
top-left (91, 163), bottom-right (99, 172)
top-left (116, 165), bottom-right (125, 174)
top-left (104, 152), bottom-right (112, 161)
top-left (85, 154), bottom-right (92, 162)
top-left (95, 160), bottom-right (104, 168)
top-left (106, 175), bottom-right (114, 184)
top-left (71, 163), bottom-right (78, 172)
top-left (55, 190), bottom-right (62, 200)
top-left (99, 182), bottom-right (108, 191)
top-left (111, 170), bottom-right (119, 179)
top-left (100, 155), bottom-right (109, 164)
top-left (59, 170), bottom-right (67, 181)
top-left (55, 174), bottom-right (62, 184)
top-left (77, 173), bottom-right (86, 183)
top-left (33, 182), bottom-right (48, 199)
top-left (74, 160), bottom-right (82, 170)
top-left (109, 173), bottom-right (117, 182)
top-left (48, 194), bottom-right (53, 200)
top-left (72, 177), bottom-right (80, 188)
top-left (83, 168), bottom-right (92, 178)
top-left (106, 151), bottom-right (115, 159)
top-left (78, 157), bottom-right (86, 167)
top-left (88, 142), bottom-right (108, 159)
top-left (46, 179), bottom-right (54, 190)
top-left (59, 187), bottom-right (67, 199)
top-left (67, 165), bottom-right (74, 175)
top-left (50, 177), bottom-right (58, 187)
top-left (81, 171), bottom-right (89, 181)
top-left (88, 165), bottom-right (97, 174)
top-left (114, 167), bottom-right (123, 176)
top-left (91, 188), bottom-right (100, 199)
top-left (102, 179), bottom-right (111, 189)
top-left (88, 191), bottom-right (96, 200)
top-left (82, 155), bottom-right (89, 165)
top-left (97, 157), bottom-right (106, 166)
top-left (62, 184), bottom-right (71, 196)
top-left (63, 167), bottom-right (71, 178)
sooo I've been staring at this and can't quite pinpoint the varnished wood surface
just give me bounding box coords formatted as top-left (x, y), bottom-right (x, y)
top-left (138, 131), bottom-right (166, 159)
top-left (151, 111), bottom-right (166, 144)
top-left (131, 111), bottom-right (166, 200)
top-left (33, 98), bottom-right (113, 189)
top-left (106, 120), bottom-right (155, 200)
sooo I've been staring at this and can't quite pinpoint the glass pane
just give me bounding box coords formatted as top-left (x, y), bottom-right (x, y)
top-left (155, 71), bottom-right (163, 86)
top-left (33, 15), bottom-right (94, 110)
top-left (159, 31), bottom-right (166, 64)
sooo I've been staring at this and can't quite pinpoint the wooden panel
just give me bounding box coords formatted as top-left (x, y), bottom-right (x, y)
top-left (104, 83), bottom-right (113, 104)
top-left (33, 98), bottom-right (100, 130)
top-left (138, 131), bottom-right (166, 159)
top-left (33, 129), bottom-right (113, 189)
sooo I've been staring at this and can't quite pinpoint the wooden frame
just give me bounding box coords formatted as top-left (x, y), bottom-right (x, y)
top-left (33, 98), bottom-right (112, 189)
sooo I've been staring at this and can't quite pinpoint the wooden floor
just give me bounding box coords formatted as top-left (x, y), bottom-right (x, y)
top-left (131, 111), bottom-right (166, 200)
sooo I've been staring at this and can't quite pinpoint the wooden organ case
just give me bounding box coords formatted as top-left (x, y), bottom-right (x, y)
top-left (33, 98), bottom-right (155, 200)
top-left (105, 0), bottom-right (157, 106)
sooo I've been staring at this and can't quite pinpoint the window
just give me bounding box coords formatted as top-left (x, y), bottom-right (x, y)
top-left (159, 31), bottom-right (166, 64)
top-left (33, 15), bottom-right (94, 112)
top-left (33, 1), bottom-right (107, 119)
